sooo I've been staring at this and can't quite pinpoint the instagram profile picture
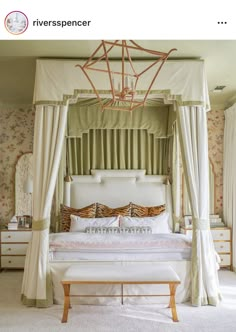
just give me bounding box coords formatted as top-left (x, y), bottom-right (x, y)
top-left (4, 11), bottom-right (28, 35)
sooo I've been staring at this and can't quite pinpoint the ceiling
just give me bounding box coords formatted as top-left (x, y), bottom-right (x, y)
top-left (1, 40), bottom-right (236, 109)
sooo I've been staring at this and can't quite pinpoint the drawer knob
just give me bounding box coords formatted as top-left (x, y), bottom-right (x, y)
top-left (220, 245), bottom-right (224, 248)
top-left (221, 258), bottom-right (223, 262)
top-left (8, 260), bottom-right (12, 264)
top-left (8, 235), bottom-right (11, 239)
top-left (7, 248), bottom-right (11, 251)
top-left (220, 233), bottom-right (223, 236)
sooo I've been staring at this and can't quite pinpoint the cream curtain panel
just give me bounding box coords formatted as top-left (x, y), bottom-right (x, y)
top-left (177, 106), bottom-right (221, 306)
top-left (21, 105), bottom-right (68, 307)
top-left (171, 122), bottom-right (181, 230)
top-left (51, 140), bottom-right (66, 233)
top-left (223, 103), bottom-right (236, 270)
top-left (67, 129), bottom-right (170, 175)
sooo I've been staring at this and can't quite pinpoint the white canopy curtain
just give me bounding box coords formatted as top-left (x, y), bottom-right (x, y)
top-left (223, 103), bottom-right (236, 271)
top-left (21, 57), bottom-right (214, 307)
top-left (21, 105), bottom-right (68, 307)
top-left (177, 106), bottom-right (221, 306)
top-left (171, 122), bottom-right (181, 231)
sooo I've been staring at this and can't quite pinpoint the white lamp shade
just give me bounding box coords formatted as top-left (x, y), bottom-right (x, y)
top-left (23, 177), bottom-right (33, 194)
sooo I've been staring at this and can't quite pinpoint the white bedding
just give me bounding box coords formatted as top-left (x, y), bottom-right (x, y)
top-left (49, 232), bottom-right (191, 262)
top-left (49, 232), bottom-right (192, 305)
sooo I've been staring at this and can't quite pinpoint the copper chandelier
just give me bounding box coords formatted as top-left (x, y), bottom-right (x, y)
top-left (76, 40), bottom-right (176, 112)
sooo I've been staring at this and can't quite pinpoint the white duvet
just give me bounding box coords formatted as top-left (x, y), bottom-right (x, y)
top-left (49, 232), bottom-right (192, 262)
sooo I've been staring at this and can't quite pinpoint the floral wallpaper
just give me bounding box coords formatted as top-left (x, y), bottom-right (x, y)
top-left (0, 105), bottom-right (35, 225)
top-left (207, 109), bottom-right (225, 217)
top-left (0, 106), bottom-right (225, 225)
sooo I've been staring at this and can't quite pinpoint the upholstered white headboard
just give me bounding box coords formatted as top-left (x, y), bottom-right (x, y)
top-left (64, 169), bottom-right (173, 228)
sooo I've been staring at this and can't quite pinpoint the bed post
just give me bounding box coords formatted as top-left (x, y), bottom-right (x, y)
top-left (64, 175), bottom-right (72, 206)
top-left (165, 177), bottom-right (174, 231)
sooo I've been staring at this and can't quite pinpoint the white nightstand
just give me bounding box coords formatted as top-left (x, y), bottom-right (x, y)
top-left (180, 226), bottom-right (232, 270)
top-left (0, 228), bottom-right (32, 270)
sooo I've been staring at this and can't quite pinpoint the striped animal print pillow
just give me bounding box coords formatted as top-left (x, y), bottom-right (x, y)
top-left (131, 203), bottom-right (165, 217)
top-left (96, 203), bottom-right (131, 218)
top-left (60, 203), bottom-right (96, 232)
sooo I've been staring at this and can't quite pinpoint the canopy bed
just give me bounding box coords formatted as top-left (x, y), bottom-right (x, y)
top-left (21, 47), bottom-right (221, 308)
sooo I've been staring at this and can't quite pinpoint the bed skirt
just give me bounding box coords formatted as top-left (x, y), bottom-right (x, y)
top-left (50, 260), bottom-right (191, 305)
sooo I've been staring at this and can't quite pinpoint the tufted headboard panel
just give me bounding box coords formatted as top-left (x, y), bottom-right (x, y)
top-left (64, 170), bottom-right (173, 228)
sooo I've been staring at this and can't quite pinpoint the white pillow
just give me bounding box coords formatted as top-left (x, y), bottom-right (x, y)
top-left (85, 226), bottom-right (152, 234)
top-left (120, 212), bottom-right (171, 234)
top-left (70, 215), bottom-right (119, 232)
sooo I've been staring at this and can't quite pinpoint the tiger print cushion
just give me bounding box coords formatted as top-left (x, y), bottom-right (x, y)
top-left (96, 203), bottom-right (131, 218)
top-left (131, 203), bottom-right (166, 217)
top-left (60, 203), bottom-right (96, 232)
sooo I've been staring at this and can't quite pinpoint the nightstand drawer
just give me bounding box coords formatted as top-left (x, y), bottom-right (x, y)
top-left (180, 228), bottom-right (231, 241)
top-left (214, 241), bottom-right (230, 253)
top-left (211, 229), bottom-right (230, 241)
top-left (218, 254), bottom-right (231, 267)
top-left (1, 256), bottom-right (26, 268)
top-left (1, 231), bottom-right (31, 243)
top-left (1, 243), bottom-right (28, 255)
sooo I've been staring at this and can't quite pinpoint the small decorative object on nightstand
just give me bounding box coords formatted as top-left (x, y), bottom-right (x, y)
top-left (0, 226), bottom-right (32, 271)
top-left (7, 215), bottom-right (18, 230)
top-left (180, 224), bottom-right (232, 270)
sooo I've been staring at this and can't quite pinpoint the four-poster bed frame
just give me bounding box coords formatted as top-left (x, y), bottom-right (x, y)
top-left (21, 56), bottom-right (221, 308)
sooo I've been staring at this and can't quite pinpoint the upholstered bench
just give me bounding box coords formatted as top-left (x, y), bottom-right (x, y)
top-left (61, 263), bottom-right (181, 323)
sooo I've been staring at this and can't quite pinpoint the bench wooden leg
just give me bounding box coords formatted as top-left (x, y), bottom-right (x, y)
top-left (169, 283), bottom-right (179, 322)
top-left (62, 283), bottom-right (71, 323)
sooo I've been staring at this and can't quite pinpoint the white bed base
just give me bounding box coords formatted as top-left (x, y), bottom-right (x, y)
top-left (51, 260), bottom-right (190, 305)
top-left (50, 170), bottom-right (190, 305)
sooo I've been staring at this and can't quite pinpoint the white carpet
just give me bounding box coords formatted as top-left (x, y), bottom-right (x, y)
top-left (0, 269), bottom-right (236, 332)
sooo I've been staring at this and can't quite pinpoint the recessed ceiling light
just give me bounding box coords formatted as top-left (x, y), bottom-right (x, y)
top-left (212, 86), bottom-right (226, 93)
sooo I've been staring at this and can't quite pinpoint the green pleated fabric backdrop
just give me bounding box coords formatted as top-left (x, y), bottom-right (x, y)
top-left (67, 129), bottom-right (171, 175)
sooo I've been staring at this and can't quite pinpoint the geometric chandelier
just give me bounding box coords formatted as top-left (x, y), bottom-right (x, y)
top-left (76, 40), bottom-right (176, 111)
